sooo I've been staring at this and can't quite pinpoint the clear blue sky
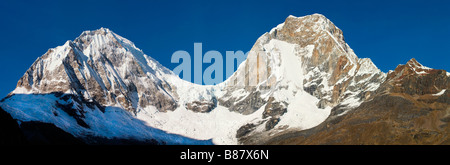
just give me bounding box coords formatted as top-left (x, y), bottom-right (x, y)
top-left (0, 0), bottom-right (449, 98)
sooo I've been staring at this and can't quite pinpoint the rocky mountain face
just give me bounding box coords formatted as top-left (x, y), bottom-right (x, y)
top-left (220, 14), bottom-right (386, 143)
top-left (226, 14), bottom-right (385, 113)
top-left (14, 28), bottom-right (178, 113)
top-left (0, 14), bottom-right (448, 145)
top-left (267, 59), bottom-right (450, 145)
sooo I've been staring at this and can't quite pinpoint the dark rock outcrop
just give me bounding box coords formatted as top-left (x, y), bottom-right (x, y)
top-left (186, 99), bottom-right (217, 113)
top-left (219, 90), bottom-right (266, 115)
top-left (262, 97), bottom-right (287, 130)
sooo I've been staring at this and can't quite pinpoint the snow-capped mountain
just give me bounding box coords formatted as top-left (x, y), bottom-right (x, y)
top-left (1, 14), bottom-right (448, 145)
top-left (13, 28), bottom-right (179, 113)
top-left (1, 27), bottom-right (214, 144)
top-left (219, 14), bottom-right (386, 143)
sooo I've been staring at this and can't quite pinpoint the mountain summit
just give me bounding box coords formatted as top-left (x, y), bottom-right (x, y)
top-left (1, 14), bottom-right (448, 145)
top-left (14, 27), bottom-right (178, 113)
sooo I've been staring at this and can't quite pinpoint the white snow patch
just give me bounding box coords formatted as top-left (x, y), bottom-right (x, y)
top-left (340, 96), bottom-right (362, 109)
top-left (416, 70), bottom-right (429, 75)
top-left (432, 89), bottom-right (446, 96)
top-left (263, 39), bottom-right (304, 91)
top-left (11, 86), bottom-right (32, 94)
top-left (357, 58), bottom-right (380, 75)
top-left (45, 41), bottom-right (72, 72)
top-left (365, 82), bottom-right (381, 91)
top-left (277, 91), bottom-right (331, 130)
top-left (136, 105), bottom-right (262, 145)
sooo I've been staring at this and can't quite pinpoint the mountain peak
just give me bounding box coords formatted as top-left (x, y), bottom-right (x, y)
top-left (403, 58), bottom-right (432, 75)
top-left (75, 27), bottom-right (121, 49)
top-left (99, 27), bottom-right (111, 32)
top-left (406, 58), bottom-right (431, 70)
top-left (270, 13), bottom-right (346, 50)
top-left (286, 13), bottom-right (327, 20)
top-left (388, 58), bottom-right (435, 82)
top-left (80, 27), bottom-right (114, 36)
top-left (12, 27), bottom-right (178, 112)
top-left (284, 13), bottom-right (332, 29)
top-left (75, 27), bottom-right (132, 49)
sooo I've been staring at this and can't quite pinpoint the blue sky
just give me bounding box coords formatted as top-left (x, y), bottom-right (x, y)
top-left (0, 0), bottom-right (449, 98)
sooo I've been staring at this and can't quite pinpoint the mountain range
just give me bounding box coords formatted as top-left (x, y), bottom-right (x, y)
top-left (1, 14), bottom-right (448, 145)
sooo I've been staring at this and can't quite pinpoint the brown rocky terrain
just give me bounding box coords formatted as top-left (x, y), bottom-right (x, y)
top-left (266, 59), bottom-right (450, 145)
